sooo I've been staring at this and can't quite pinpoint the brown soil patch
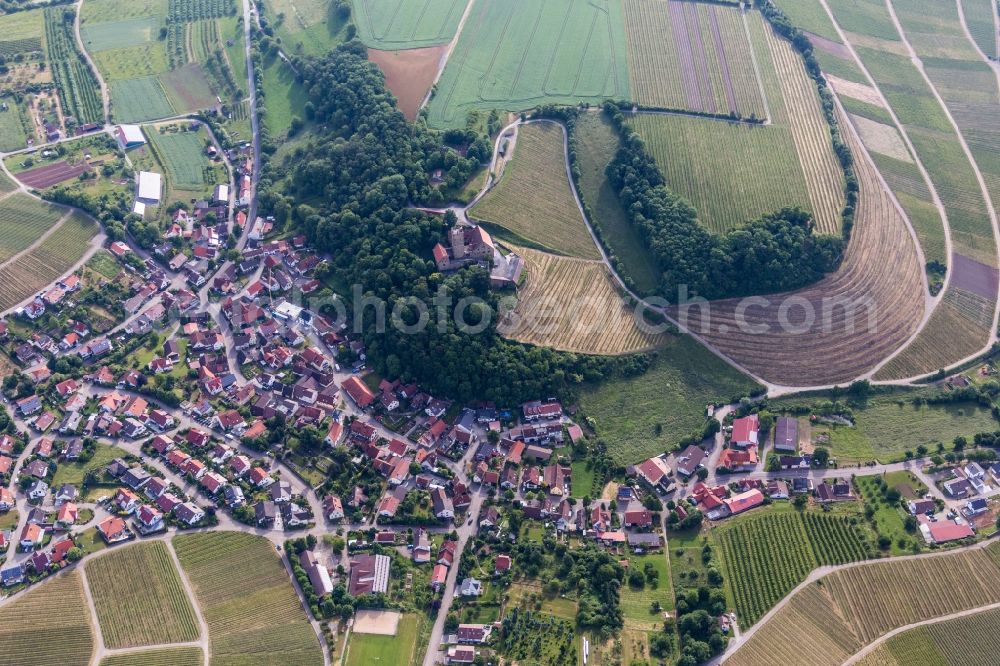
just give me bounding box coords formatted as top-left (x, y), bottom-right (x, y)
top-left (828, 75), bottom-right (885, 108)
top-left (368, 45), bottom-right (446, 121)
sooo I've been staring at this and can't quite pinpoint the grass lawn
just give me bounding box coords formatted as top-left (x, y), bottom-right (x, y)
top-left (578, 337), bottom-right (762, 464)
top-left (0, 510), bottom-right (18, 530)
top-left (52, 444), bottom-right (131, 487)
top-left (0, 100), bottom-right (29, 152)
top-left (77, 526), bottom-right (108, 555)
top-left (260, 50), bottom-right (308, 138)
top-left (570, 459), bottom-right (597, 499)
top-left (856, 475), bottom-right (921, 555)
top-left (667, 527), bottom-right (713, 595)
top-left (620, 551), bottom-right (674, 629)
top-left (345, 613), bottom-right (422, 666)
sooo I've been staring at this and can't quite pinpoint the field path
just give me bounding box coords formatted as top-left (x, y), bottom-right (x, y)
top-left (419, 0), bottom-right (477, 113)
top-left (716, 538), bottom-right (1000, 664)
top-left (73, 0), bottom-right (110, 124)
top-left (166, 539), bottom-right (212, 666)
top-left (841, 600), bottom-right (1000, 665)
top-left (78, 562), bottom-right (108, 662)
top-left (956, 0), bottom-right (1000, 81)
top-left (0, 210), bottom-right (72, 271)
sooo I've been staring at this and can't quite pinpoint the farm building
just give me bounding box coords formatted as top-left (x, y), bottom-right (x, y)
top-left (115, 124), bottom-right (146, 149)
top-left (213, 184), bottom-right (230, 205)
top-left (731, 415), bottom-right (759, 448)
top-left (773, 417), bottom-right (798, 452)
top-left (922, 520), bottom-right (975, 544)
top-left (136, 171), bottom-right (162, 205)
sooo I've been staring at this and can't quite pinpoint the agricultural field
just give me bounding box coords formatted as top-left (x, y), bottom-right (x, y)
top-left (725, 543), bottom-right (1000, 666)
top-left (0, 193), bottom-right (65, 263)
top-left (99, 648), bottom-right (204, 666)
top-left (368, 45), bottom-right (446, 121)
top-left (260, 51), bottom-right (309, 138)
top-left (470, 122), bottom-right (600, 259)
top-left (86, 542), bottom-right (200, 649)
top-left (265, 0), bottom-right (350, 56)
top-left (81, 0), bottom-right (168, 23)
top-left (500, 248), bottom-right (665, 355)
top-left (110, 76), bottom-right (175, 123)
top-left (686, 110), bottom-right (924, 387)
top-left (0, 8), bottom-right (44, 58)
top-left (0, 211), bottom-right (99, 311)
top-left (81, 15), bottom-right (162, 52)
top-left (44, 7), bottom-right (103, 125)
top-left (0, 570), bottom-right (94, 665)
top-left (860, 606), bottom-right (1000, 666)
top-left (573, 112), bottom-right (659, 294)
top-left (147, 124), bottom-right (224, 195)
top-left (960, 0), bottom-right (999, 58)
top-left (578, 336), bottom-right (761, 464)
top-left (344, 614), bottom-right (422, 666)
top-left (352, 0), bottom-right (463, 50)
top-left (173, 531), bottom-right (323, 666)
top-left (0, 99), bottom-right (30, 152)
top-left (715, 506), bottom-right (873, 626)
top-left (772, 0), bottom-right (842, 43)
top-left (868, 151), bottom-right (947, 267)
top-left (619, 550), bottom-right (673, 630)
top-left (425, 0), bottom-right (630, 128)
top-left (622, 0), bottom-right (768, 119)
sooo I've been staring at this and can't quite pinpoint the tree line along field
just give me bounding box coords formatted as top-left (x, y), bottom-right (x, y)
top-left (471, 122), bottom-right (601, 260)
top-left (99, 647), bottom-right (204, 666)
top-left (726, 542), bottom-right (1000, 666)
top-left (858, 606), bottom-right (1000, 666)
top-left (0, 193), bottom-right (65, 263)
top-left (499, 247), bottom-right (666, 356)
top-left (425, 0), bottom-right (630, 128)
top-left (0, 211), bottom-right (98, 311)
top-left (0, 570), bottom-right (94, 666)
top-left (680, 110), bottom-right (924, 387)
top-left (715, 507), bottom-right (873, 627)
top-left (577, 337), bottom-right (762, 465)
top-left (353, 0), bottom-right (465, 50)
top-left (85, 542), bottom-right (201, 649)
top-left (621, 0), bottom-right (768, 120)
top-left (44, 8), bottom-right (103, 125)
top-left (173, 531), bottom-right (324, 666)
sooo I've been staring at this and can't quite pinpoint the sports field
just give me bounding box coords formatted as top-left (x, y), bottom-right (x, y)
top-left (622, 0), bottom-right (768, 120)
top-left (426, 0), bottom-right (630, 128)
top-left (471, 122), bottom-right (600, 259)
top-left (344, 613), bottom-right (422, 666)
top-left (110, 76), bottom-right (175, 122)
top-left (86, 542), bottom-right (200, 649)
top-left (354, 0), bottom-right (464, 50)
top-left (173, 531), bottom-right (323, 666)
top-left (0, 570), bottom-right (94, 665)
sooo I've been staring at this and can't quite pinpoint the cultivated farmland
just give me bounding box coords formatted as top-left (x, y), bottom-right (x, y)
top-left (44, 8), bottom-right (103, 125)
top-left (471, 122), bottom-right (600, 259)
top-left (682, 108), bottom-right (924, 386)
top-left (368, 45), bottom-right (447, 121)
top-left (266, 0), bottom-right (351, 56)
top-left (715, 508), bottom-right (872, 627)
top-left (425, 0), bottom-right (630, 128)
top-left (622, 0), bottom-right (768, 119)
top-left (86, 542), bottom-right (200, 649)
top-left (499, 248), bottom-right (665, 355)
top-left (354, 0), bottom-right (465, 50)
top-left (860, 606), bottom-right (1000, 666)
top-left (0, 211), bottom-right (99, 311)
top-left (0, 194), bottom-right (66, 263)
top-left (725, 543), bottom-right (1000, 666)
top-left (961, 0), bottom-right (999, 58)
top-left (99, 648), bottom-right (204, 666)
top-left (0, 9), bottom-right (44, 57)
top-left (0, 570), bottom-right (94, 666)
top-left (577, 337), bottom-right (762, 464)
top-left (173, 531), bottom-right (323, 666)
top-left (110, 76), bottom-right (175, 122)
top-left (147, 126), bottom-right (218, 192)
top-left (81, 15), bottom-right (161, 52)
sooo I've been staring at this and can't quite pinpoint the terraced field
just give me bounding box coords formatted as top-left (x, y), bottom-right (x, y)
top-left (726, 543), bottom-right (1000, 666)
top-left (471, 121), bottom-right (601, 259)
top-left (173, 531), bottom-right (323, 666)
top-left (0, 570), bottom-right (94, 666)
top-left (622, 0), bottom-right (768, 119)
top-left (684, 108), bottom-right (924, 386)
top-left (86, 542), bottom-right (200, 649)
top-left (425, 0), bottom-right (630, 128)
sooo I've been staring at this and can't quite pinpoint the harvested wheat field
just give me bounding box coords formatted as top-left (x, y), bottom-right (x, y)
top-left (500, 248), bottom-right (666, 355)
top-left (725, 543), bottom-right (1000, 666)
top-left (682, 106), bottom-right (924, 387)
top-left (368, 45), bottom-right (445, 121)
top-left (470, 121), bottom-right (601, 260)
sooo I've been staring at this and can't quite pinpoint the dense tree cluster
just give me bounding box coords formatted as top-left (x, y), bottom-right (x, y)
top-left (604, 103), bottom-right (844, 301)
top-left (258, 41), bottom-right (652, 405)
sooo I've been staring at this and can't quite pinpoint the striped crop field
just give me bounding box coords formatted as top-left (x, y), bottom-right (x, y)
top-left (715, 509), bottom-right (873, 627)
top-left (0, 193), bottom-right (65, 263)
top-left (173, 531), bottom-right (323, 666)
top-left (86, 542), bottom-right (200, 649)
top-left (99, 647), bottom-right (204, 666)
top-left (859, 606), bottom-right (1000, 666)
top-left (0, 211), bottom-right (98, 311)
top-left (500, 248), bottom-right (666, 355)
top-left (622, 0), bottom-right (768, 120)
top-left (425, 0), bottom-right (630, 128)
top-left (685, 108), bottom-right (924, 386)
top-left (471, 121), bottom-right (601, 259)
top-left (0, 570), bottom-right (94, 666)
top-left (960, 0), bottom-right (999, 58)
top-left (726, 543), bottom-right (1000, 666)
top-left (353, 0), bottom-right (465, 50)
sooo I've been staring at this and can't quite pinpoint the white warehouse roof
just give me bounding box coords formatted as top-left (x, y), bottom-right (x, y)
top-left (116, 124), bottom-right (146, 146)
top-left (136, 171), bottom-right (162, 203)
